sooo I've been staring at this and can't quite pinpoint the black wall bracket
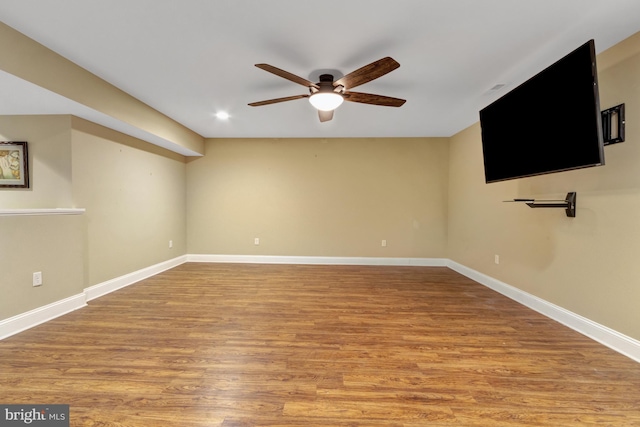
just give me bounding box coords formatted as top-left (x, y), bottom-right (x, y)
top-left (507, 192), bottom-right (577, 217)
top-left (602, 103), bottom-right (625, 146)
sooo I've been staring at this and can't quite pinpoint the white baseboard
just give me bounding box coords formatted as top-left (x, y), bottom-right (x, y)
top-left (84, 255), bottom-right (188, 301)
top-left (447, 260), bottom-right (640, 363)
top-left (1, 256), bottom-right (189, 340)
top-left (0, 293), bottom-right (87, 340)
top-left (0, 255), bottom-right (442, 341)
top-left (187, 254), bottom-right (449, 266)
top-left (4, 254), bottom-right (639, 364)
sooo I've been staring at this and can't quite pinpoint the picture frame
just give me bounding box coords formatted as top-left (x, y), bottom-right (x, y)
top-left (0, 141), bottom-right (29, 188)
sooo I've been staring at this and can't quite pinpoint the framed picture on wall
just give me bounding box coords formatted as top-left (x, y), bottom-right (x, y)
top-left (0, 141), bottom-right (29, 188)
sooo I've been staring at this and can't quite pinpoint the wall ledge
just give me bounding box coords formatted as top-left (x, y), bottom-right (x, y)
top-left (0, 208), bottom-right (86, 216)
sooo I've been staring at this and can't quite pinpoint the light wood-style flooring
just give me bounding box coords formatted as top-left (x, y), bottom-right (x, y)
top-left (1, 263), bottom-right (640, 426)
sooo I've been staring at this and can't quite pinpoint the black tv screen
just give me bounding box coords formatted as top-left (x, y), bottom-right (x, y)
top-left (479, 39), bottom-right (604, 183)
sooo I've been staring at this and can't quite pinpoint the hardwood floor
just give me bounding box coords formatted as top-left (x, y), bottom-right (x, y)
top-left (1, 263), bottom-right (639, 426)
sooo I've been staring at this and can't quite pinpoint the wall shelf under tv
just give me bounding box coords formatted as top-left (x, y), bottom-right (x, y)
top-left (505, 192), bottom-right (577, 217)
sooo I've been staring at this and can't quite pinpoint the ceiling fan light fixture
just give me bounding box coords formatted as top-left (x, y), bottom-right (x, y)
top-left (309, 92), bottom-right (344, 111)
top-left (250, 58), bottom-right (404, 122)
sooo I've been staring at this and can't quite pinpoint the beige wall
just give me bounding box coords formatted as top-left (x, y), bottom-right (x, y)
top-left (0, 214), bottom-right (84, 319)
top-left (1, 115), bottom-right (188, 321)
top-left (447, 33), bottom-right (640, 340)
top-left (187, 138), bottom-right (449, 257)
top-left (71, 118), bottom-right (187, 286)
top-left (0, 115), bottom-right (73, 208)
top-left (0, 115), bottom-right (83, 320)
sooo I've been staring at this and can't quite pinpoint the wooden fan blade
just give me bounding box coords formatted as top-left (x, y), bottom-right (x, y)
top-left (334, 57), bottom-right (400, 90)
top-left (343, 91), bottom-right (406, 107)
top-left (255, 64), bottom-right (319, 89)
top-left (318, 110), bottom-right (334, 122)
top-left (248, 94), bottom-right (308, 107)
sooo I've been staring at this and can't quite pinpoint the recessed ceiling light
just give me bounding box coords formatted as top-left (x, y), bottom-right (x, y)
top-left (215, 111), bottom-right (230, 120)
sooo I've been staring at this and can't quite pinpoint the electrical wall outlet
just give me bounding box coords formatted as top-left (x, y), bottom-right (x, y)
top-left (169, 240), bottom-right (173, 249)
top-left (254, 237), bottom-right (260, 245)
top-left (33, 272), bottom-right (43, 287)
top-left (494, 254), bottom-right (500, 265)
top-left (381, 239), bottom-right (387, 247)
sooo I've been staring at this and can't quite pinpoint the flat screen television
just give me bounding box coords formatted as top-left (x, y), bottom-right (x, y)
top-left (479, 39), bottom-right (604, 183)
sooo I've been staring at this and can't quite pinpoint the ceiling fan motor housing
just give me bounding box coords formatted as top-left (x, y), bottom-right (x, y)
top-left (313, 74), bottom-right (340, 94)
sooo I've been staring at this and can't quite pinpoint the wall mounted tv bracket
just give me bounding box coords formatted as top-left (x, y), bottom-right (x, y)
top-left (602, 103), bottom-right (625, 146)
top-left (506, 192), bottom-right (577, 217)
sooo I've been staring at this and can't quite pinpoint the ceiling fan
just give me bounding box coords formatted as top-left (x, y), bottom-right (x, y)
top-left (248, 57), bottom-right (406, 122)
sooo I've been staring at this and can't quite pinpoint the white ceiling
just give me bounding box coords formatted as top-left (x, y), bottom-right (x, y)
top-left (1, 0), bottom-right (640, 147)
